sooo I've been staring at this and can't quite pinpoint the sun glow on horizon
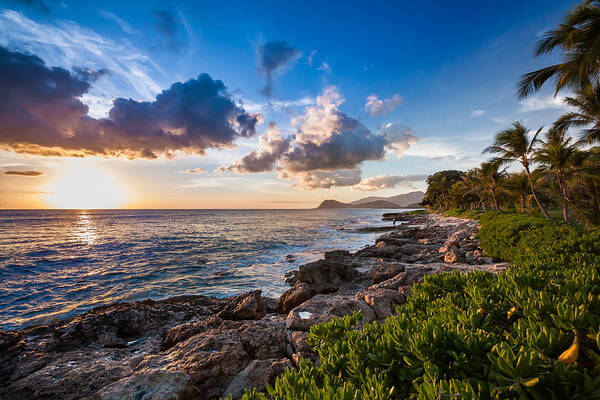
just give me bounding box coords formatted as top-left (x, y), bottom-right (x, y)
top-left (44, 164), bottom-right (128, 209)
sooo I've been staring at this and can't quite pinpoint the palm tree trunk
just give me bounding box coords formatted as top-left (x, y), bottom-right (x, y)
top-left (523, 165), bottom-right (550, 219)
top-left (490, 188), bottom-right (500, 210)
top-left (559, 174), bottom-right (570, 223)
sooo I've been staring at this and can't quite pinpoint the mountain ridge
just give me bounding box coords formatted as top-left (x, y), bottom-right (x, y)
top-left (316, 191), bottom-right (424, 209)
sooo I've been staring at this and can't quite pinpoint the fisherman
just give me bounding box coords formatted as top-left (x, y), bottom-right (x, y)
top-left (393, 217), bottom-right (397, 226)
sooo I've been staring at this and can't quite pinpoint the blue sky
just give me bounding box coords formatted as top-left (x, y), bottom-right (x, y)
top-left (0, 0), bottom-right (579, 208)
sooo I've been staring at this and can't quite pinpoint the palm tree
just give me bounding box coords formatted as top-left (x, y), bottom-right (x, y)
top-left (535, 127), bottom-right (579, 222)
top-left (554, 82), bottom-right (600, 144)
top-left (484, 121), bottom-right (551, 219)
top-left (518, 0), bottom-right (600, 98)
top-left (461, 168), bottom-right (487, 210)
top-left (504, 172), bottom-right (532, 213)
top-left (480, 161), bottom-right (506, 211)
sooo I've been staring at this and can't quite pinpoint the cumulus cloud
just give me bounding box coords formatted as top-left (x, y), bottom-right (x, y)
top-left (281, 169), bottom-right (362, 190)
top-left (3, 170), bottom-right (44, 176)
top-left (257, 40), bottom-right (301, 97)
top-left (180, 168), bottom-right (205, 174)
top-left (365, 94), bottom-right (403, 117)
top-left (0, 46), bottom-right (260, 159)
top-left (353, 174), bottom-right (427, 191)
top-left (378, 123), bottom-right (419, 157)
top-left (281, 87), bottom-right (387, 173)
top-left (226, 122), bottom-right (291, 173)
top-left (222, 87), bottom-right (419, 189)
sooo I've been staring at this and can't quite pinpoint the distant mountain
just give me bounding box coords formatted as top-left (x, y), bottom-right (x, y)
top-left (350, 191), bottom-right (424, 207)
top-left (316, 199), bottom-right (404, 209)
top-left (316, 200), bottom-right (352, 209)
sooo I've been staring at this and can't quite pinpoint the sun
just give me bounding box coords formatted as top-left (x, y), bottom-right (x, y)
top-left (45, 164), bottom-right (128, 209)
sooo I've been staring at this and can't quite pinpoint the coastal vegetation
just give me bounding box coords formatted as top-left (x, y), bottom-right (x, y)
top-left (239, 1), bottom-right (600, 398)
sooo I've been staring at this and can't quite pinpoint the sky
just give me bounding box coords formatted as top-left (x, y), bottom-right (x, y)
top-left (0, 0), bottom-right (578, 209)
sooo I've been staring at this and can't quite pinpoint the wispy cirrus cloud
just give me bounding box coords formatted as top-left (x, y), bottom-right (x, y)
top-left (470, 109), bottom-right (485, 118)
top-left (0, 9), bottom-right (164, 117)
top-left (98, 10), bottom-right (136, 34)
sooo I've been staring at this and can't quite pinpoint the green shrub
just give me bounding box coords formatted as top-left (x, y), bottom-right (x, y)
top-left (242, 212), bottom-right (600, 400)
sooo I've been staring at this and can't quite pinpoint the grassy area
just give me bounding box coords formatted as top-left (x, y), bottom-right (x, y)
top-left (239, 212), bottom-right (600, 399)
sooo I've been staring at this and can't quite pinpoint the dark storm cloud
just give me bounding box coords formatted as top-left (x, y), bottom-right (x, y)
top-left (3, 170), bottom-right (44, 176)
top-left (257, 40), bottom-right (301, 97)
top-left (0, 46), bottom-right (260, 159)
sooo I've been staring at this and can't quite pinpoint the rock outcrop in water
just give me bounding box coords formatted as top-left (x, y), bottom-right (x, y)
top-left (0, 213), bottom-right (508, 400)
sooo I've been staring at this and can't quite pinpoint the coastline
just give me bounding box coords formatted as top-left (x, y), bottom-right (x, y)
top-left (0, 211), bottom-right (509, 400)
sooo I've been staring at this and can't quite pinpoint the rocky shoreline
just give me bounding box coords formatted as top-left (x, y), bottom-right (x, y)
top-left (0, 212), bottom-right (509, 400)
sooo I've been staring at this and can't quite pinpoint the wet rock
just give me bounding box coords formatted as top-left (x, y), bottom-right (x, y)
top-left (371, 263), bottom-right (405, 284)
top-left (223, 358), bottom-right (292, 400)
top-left (286, 294), bottom-right (376, 331)
top-left (0, 330), bottom-right (22, 352)
top-left (276, 283), bottom-right (311, 314)
top-left (285, 254), bottom-right (296, 263)
top-left (90, 371), bottom-right (195, 400)
top-left (374, 237), bottom-right (413, 246)
top-left (217, 290), bottom-right (267, 320)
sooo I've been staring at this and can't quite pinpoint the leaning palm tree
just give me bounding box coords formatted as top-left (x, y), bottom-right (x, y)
top-left (480, 161), bottom-right (506, 211)
top-left (535, 127), bottom-right (579, 222)
top-left (484, 121), bottom-right (551, 219)
top-left (554, 81), bottom-right (600, 144)
top-left (518, 0), bottom-right (600, 98)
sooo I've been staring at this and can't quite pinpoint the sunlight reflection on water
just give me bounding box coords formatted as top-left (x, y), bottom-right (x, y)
top-left (0, 209), bottom-right (405, 330)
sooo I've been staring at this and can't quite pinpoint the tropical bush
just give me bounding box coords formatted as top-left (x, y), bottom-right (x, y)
top-left (240, 212), bottom-right (600, 399)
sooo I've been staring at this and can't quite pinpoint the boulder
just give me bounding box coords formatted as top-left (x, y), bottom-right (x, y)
top-left (290, 331), bottom-right (312, 354)
top-left (217, 290), bottom-right (267, 320)
top-left (90, 371), bottom-right (195, 400)
top-left (222, 359), bottom-right (292, 400)
top-left (371, 263), bottom-right (405, 284)
top-left (444, 250), bottom-right (460, 264)
top-left (0, 330), bottom-right (22, 352)
top-left (293, 259), bottom-right (360, 295)
top-left (369, 268), bottom-right (430, 291)
top-left (161, 316), bottom-right (222, 350)
top-left (136, 318), bottom-right (288, 399)
top-left (286, 294), bottom-right (376, 331)
top-left (324, 250), bottom-right (351, 259)
top-left (359, 288), bottom-right (405, 320)
top-left (398, 243), bottom-right (422, 255)
top-left (276, 283), bottom-right (312, 314)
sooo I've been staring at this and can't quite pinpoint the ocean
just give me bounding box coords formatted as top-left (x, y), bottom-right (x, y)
top-left (0, 209), bottom-right (402, 330)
